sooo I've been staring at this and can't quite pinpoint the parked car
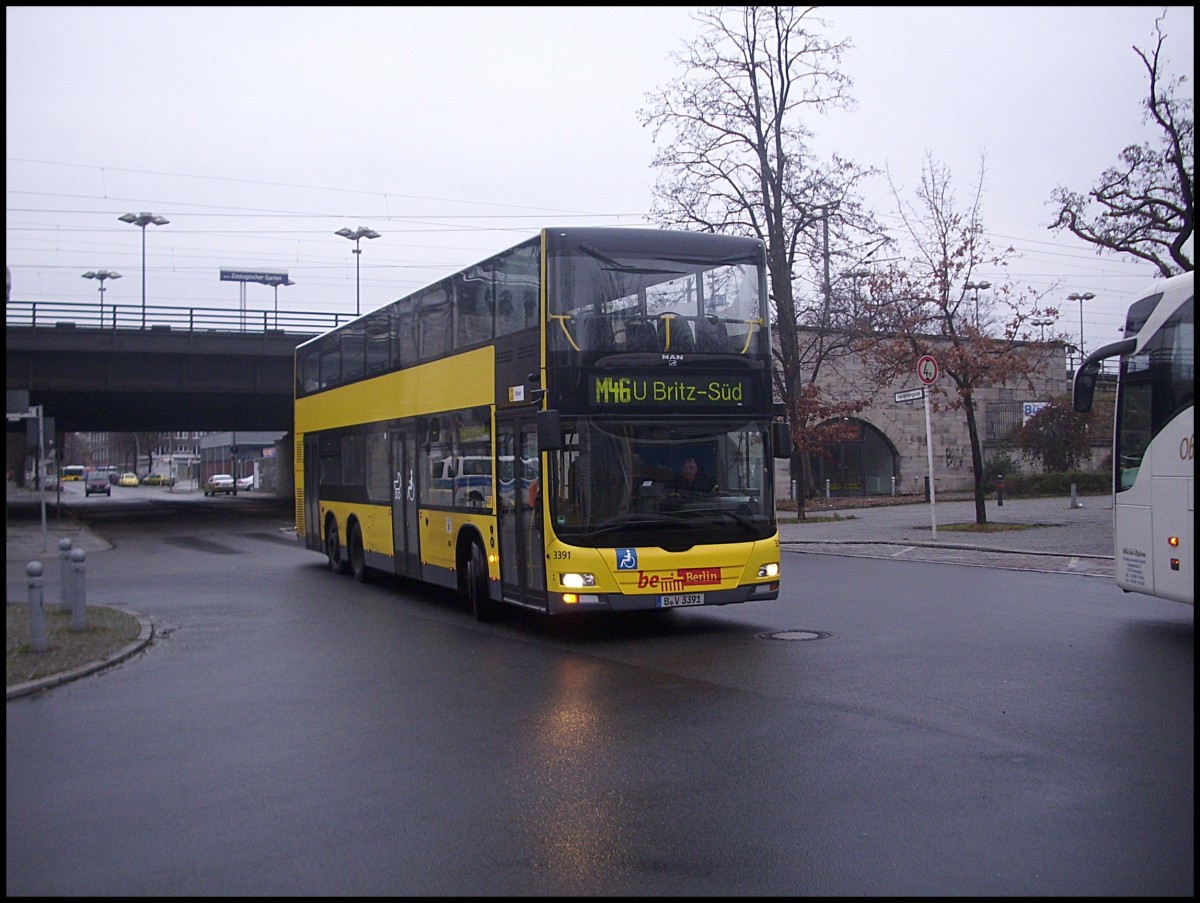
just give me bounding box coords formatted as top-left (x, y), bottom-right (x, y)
top-left (204, 474), bottom-right (237, 495)
top-left (118, 472), bottom-right (140, 487)
top-left (236, 475), bottom-right (254, 491)
top-left (85, 471), bottom-right (112, 496)
top-left (141, 473), bottom-right (164, 486)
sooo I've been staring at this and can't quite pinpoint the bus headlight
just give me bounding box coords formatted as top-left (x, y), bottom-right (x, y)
top-left (561, 572), bottom-right (596, 589)
top-left (758, 562), bottom-right (779, 579)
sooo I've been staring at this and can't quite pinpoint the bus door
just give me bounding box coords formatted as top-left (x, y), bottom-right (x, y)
top-left (303, 434), bottom-right (321, 553)
top-left (391, 429), bottom-right (421, 577)
top-left (497, 416), bottom-right (547, 609)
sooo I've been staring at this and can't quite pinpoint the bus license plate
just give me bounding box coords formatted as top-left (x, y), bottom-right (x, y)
top-left (658, 593), bottom-right (704, 608)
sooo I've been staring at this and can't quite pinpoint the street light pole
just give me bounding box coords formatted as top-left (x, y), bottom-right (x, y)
top-left (1067, 291), bottom-right (1096, 365)
top-left (272, 277), bottom-right (295, 330)
top-left (81, 269), bottom-right (122, 328)
top-left (119, 212), bottom-right (169, 330)
top-left (1031, 317), bottom-right (1054, 342)
top-left (965, 280), bottom-right (991, 329)
top-left (335, 226), bottom-right (381, 317)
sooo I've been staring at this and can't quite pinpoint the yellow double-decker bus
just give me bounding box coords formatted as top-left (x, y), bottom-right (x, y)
top-left (295, 227), bottom-right (789, 619)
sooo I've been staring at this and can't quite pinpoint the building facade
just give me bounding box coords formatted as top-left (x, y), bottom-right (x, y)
top-left (778, 330), bottom-right (1072, 498)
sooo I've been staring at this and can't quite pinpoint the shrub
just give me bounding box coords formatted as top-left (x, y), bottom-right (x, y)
top-left (1018, 400), bottom-right (1091, 472)
top-left (983, 450), bottom-right (1022, 492)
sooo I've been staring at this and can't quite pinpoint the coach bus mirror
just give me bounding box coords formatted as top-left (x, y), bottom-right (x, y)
top-left (1073, 338), bottom-right (1134, 414)
top-left (1073, 361), bottom-right (1099, 414)
top-left (537, 409), bottom-right (562, 452)
top-left (773, 420), bottom-right (792, 458)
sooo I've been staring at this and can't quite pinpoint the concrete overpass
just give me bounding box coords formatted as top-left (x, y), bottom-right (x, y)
top-left (6, 299), bottom-right (353, 432)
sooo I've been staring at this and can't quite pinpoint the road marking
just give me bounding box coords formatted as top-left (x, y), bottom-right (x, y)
top-left (891, 546), bottom-right (917, 557)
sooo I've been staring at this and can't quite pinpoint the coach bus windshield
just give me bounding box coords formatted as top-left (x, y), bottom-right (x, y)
top-left (545, 417), bottom-right (776, 547)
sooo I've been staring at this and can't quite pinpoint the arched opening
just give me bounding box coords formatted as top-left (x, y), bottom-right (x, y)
top-left (810, 418), bottom-right (900, 497)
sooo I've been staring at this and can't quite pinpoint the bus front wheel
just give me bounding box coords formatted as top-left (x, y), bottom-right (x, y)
top-left (326, 520), bottom-right (348, 575)
top-left (465, 540), bottom-right (497, 622)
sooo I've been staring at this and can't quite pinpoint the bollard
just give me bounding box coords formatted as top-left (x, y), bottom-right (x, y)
top-left (891, 475), bottom-right (896, 497)
top-left (58, 537), bottom-right (73, 610)
top-left (69, 548), bottom-right (88, 631)
top-left (1070, 482), bottom-right (1082, 509)
top-left (27, 561), bottom-right (48, 653)
top-left (825, 479), bottom-right (831, 499)
top-left (996, 473), bottom-right (1005, 507)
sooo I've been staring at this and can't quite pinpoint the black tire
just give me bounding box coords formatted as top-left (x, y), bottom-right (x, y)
top-left (326, 520), bottom-right (348, 574)
top-left (465, 540), bottom-right (497, 622)
top-left (349, 522), bottom-right (367, 583)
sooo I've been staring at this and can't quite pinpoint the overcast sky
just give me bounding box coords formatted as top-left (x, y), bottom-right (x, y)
top-left (6, 6), bottom-right (1194, 349)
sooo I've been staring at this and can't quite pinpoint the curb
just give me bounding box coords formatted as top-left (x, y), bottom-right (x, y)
top-left (6, 610), bottom-right (155, 701)
top-left (781, 538), bottom-right (1114, 560)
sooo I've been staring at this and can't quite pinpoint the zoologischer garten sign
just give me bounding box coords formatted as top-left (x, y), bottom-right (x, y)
top-left (219, 269), bottom-right (290, 286)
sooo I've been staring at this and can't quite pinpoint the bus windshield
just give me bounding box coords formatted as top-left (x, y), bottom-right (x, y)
top-left (547, 416), bottom-right (775, 547)
top-left (547, 231), bottom-right (769, 364)
top-left (1115, 295), bottom-right (1193, 490)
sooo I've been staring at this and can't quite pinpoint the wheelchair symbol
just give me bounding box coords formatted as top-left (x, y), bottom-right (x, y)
top-left (616, 548), bottom-right (638, 570)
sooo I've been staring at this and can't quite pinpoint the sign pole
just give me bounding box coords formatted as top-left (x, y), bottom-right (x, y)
top-left (923, 388), bottom-right (936, 541)
top-left (916, 355), bottom-right (940, 540)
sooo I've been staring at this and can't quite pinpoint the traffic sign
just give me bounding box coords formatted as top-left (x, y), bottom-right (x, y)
top-left (917, 354), bottom-right (939, 385)
top-left (894, 388), bottom-right (925, 404)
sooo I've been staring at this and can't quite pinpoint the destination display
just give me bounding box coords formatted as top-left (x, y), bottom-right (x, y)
top-left (590, 374), bottom-right (752, 409)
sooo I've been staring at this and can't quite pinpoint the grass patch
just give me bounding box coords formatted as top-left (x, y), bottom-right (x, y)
top-left (7, 604), bottom-right (141, 687)
top-left (938, 522), bottom-right (1035, 534)
top-left (789, 513), bottom-right (858, 524)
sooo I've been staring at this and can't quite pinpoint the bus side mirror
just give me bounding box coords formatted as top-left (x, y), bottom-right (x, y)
top-left (772, 420), bottom-right (792, 459)
top-left (537, 409), bottom-right (562, 452)
top-left (1073, 361), bottom-right (1100, 414)
top-left (1073, 338), bottom-right (1134, 414)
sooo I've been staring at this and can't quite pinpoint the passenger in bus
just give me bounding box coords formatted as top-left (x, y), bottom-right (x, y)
top-left (674, 458), bottom-right (716, 494)
top-left (522, 289), bottom-right (537, 327)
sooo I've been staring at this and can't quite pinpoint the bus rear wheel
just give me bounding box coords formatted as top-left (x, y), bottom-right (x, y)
top-left (326, 520), bottom-right (348, 575)
top-left (349, 522), bottom-right (367, 583)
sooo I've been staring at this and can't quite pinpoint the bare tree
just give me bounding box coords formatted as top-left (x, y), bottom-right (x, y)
top-left (1049, 11), bottom-right (1193, 276)
top-left (638, 5), bottom-right (887, 517)
top-left (860, 155), bottom-right (1059, 524)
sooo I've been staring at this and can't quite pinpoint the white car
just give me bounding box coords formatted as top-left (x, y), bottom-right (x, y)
top-left (236, 475), bottom-right (254, 491)
top-left (204, 474), bottom-right (236, 496)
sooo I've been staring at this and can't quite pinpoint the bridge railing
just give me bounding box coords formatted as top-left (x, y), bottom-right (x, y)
top-left (5, 300), bottom-right (353, 335)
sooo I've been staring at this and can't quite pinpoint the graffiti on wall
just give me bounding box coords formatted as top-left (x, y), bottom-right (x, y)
top-left (944, 446), bottom-right (966, 469)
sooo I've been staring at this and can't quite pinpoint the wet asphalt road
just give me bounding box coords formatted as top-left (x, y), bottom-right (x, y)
top-left (5, 488), bottom-right (1194, 896)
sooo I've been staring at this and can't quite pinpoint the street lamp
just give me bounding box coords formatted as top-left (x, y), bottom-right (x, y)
top-left (81, 269), bottom-right (122, 328)
top-left (272, 277), bottom-right (295, 330)
top-left (1067, 291), bottom-right (1096, 364)
top-left (119, 212), bottom-right (170, 329)
top-left (965, 280), bottom-right (991, 328)
top-left (335, 226), bottom-right (381, 317)
top-left (1031, 317), bottom-right (1054, 342)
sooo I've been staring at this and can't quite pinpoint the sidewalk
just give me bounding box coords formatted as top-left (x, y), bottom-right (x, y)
top-left (778, 493), bottom-right (1115, 577)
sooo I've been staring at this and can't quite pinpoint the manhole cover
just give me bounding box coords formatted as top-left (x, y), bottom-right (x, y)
top-left (764, 629), bottom-right (829, 641)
